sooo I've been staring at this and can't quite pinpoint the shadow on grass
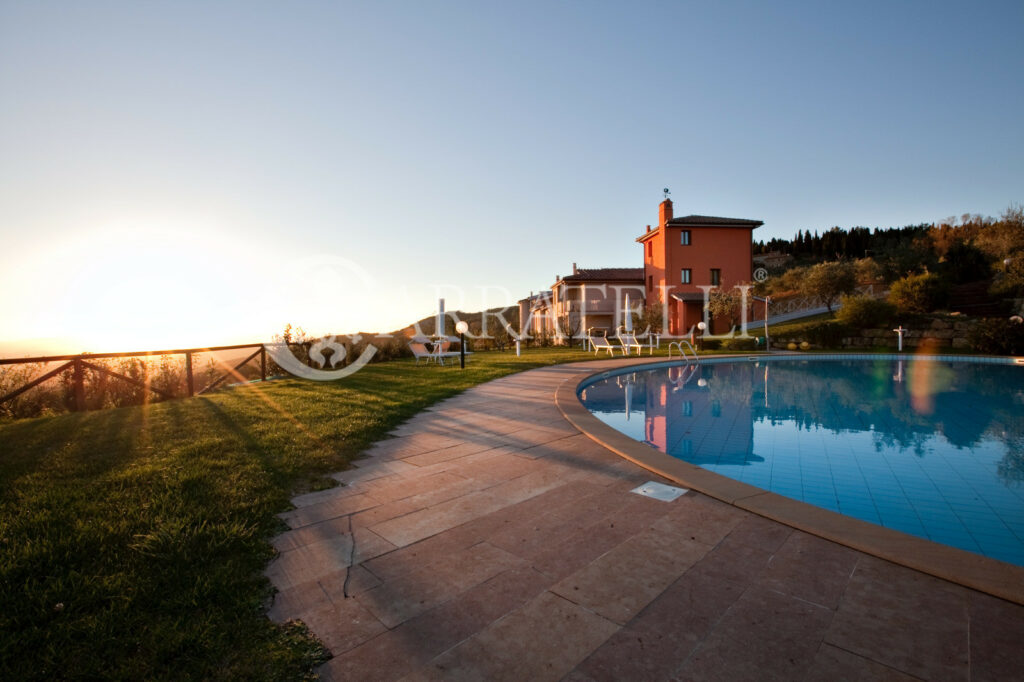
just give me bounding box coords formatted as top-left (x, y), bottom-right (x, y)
top-left (0, 348), bottom-right (600, 678)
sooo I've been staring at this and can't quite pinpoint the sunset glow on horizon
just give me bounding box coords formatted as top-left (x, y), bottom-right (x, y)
top-left (2, 1), bottom-right (1022, 357)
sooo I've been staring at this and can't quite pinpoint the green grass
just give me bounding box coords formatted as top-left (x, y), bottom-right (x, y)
top-left (0, 348), bottom-right (601, 680)
top-left (764, 311), bottom-right (835, 337)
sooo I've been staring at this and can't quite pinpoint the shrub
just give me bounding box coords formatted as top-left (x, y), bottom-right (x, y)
top-left (967, 319), bottom-right (1024, 355)
top-left (719, 336), bottom-right (757, 351)
top-left (836, 295), bottom-right (897, 328)
top-left (804, 321), bottom-right (849, 347)
top-left (888, 272), bottom-right (948, 313)
top-left (772, 320), bottom-right (849, 349)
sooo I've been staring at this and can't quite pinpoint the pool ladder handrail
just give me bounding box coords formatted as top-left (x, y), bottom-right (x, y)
top-left (667, 340), bottom-right (699, 364)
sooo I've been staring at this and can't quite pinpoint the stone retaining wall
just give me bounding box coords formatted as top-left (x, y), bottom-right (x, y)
top-left (774, 317), bottom-right (978, 351)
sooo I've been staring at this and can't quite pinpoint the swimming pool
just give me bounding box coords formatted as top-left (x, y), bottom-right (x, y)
top-left (579, 355), bottom-right (1024, 567)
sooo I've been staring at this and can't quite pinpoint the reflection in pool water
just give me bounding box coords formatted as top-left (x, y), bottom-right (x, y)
top-left (580, 358), bottom-right (1024, 566)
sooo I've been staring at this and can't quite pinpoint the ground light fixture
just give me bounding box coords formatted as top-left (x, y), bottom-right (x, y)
top-left (696, 321), bottom-right (706, 351)
top-left (455, 320), bottom-right (469, 369)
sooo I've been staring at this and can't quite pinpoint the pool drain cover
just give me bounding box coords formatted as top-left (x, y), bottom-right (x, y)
top-left (630, 481), bottom-right (689, 502)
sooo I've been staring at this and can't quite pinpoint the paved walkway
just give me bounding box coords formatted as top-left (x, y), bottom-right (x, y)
top-left (266, 362), bottom-right (1023, 681)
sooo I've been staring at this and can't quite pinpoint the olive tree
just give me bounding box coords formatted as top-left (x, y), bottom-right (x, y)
top-left (706, 288), bottom-right (744, 330)
top-left (801, 261), bottom-right (857, 314)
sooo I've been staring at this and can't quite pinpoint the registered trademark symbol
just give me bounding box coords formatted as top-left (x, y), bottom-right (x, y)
top-left (754, 267), bottom-right (769, 282)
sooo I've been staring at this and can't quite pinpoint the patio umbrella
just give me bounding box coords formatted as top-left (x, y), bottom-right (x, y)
top-left (624, 293), bottom-right (633, 333)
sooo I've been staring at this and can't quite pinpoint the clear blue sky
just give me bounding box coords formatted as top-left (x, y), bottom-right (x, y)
top-left (1, 1), bottom-right (1022, 352)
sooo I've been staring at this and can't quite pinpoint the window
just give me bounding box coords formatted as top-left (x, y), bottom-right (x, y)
top-left (681, 230), bottom-right (691, 246)
top-left (646, 242), bottom-right (652, 258)
top-left (648, 275), bottom-right (653, 291)
top-left (710, 268), bottom-right (721, 286)
top-left (681, 268), bottom-right (691, 284)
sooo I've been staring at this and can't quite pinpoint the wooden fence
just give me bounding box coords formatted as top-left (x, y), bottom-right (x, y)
top-left (0, 342), bottom-right (308, 412)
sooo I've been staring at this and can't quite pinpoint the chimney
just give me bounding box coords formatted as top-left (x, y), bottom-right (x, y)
top-left (646, 224), bottom-right (651, 233)
top-left (659, 199), bottom-right (673, 229)
top-left (572, 262), bottom-right (578, 275)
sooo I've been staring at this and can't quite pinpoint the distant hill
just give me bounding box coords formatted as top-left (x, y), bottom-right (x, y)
top-left (394, 306), bottom-right (521, 338)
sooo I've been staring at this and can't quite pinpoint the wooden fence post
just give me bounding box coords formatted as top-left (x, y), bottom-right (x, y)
top-left (260, 346), bottom-right (266, 381)
top-left (185, 352), bottom-right (194, 397)
top-left (72, 359), bottom-right (85, 411)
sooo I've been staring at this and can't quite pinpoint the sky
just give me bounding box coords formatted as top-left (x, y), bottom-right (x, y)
top-left (1, 0), bottom-right (1022, 354)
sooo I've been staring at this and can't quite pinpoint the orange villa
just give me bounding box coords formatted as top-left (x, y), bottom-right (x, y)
top-left (519, 197), bottom-right (764, 340)
top-left (637, 198), bottom-right (763, 335)
top-left (519, 265), bottom-right (644, 342)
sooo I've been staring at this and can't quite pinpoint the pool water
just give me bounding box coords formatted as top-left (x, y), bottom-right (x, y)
top-left (579, 356), bottom-right (1024, 566)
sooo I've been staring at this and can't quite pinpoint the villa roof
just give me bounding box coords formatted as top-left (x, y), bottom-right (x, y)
top-left (670, 292), bottom-right (708, 302)
top-left (668, 214), bottom-right (764, 227)
top-left (558, 267), bottom-right (644, 283)
top-left (637, 214), bottom-right (763, 242)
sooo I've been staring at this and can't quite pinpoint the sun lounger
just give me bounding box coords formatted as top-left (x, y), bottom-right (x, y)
top-left (617, 332), bottom-right (645, 355)
top-left (589, 335), bottom-right (618, 356)
top-left (410, 337), bottom-right (472, 366)
top-left (410, 342), bottom-right (438, 364)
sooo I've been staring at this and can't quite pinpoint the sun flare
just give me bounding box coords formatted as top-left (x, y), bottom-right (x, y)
top-left (2, 219), bottom-right (278, 354)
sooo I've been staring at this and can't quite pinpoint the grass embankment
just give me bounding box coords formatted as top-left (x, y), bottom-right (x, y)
top-left (0, 348), bottom-right (599, 680)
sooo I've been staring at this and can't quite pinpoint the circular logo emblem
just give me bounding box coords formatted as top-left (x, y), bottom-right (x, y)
top-left (265, 254), bottom-right (379, 381)
top-left (265, 337), bottom-right (376, 381)
top-left (753, 267), bottom-right (769, 282)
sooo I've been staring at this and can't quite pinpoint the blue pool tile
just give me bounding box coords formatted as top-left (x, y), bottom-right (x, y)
top-left (581, 357), bottom-right (1024, 567)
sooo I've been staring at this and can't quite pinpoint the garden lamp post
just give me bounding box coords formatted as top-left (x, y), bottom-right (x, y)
top-left (455, 320), bottom-right (469, 369)
top-left (697, 321), bottom-right (706, 351)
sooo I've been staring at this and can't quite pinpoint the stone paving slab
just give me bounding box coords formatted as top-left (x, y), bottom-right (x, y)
top-left (548, 528), bottom-right (712, 625)
top-left (356, 541), bottom-right (525, 628)
top-left (407, 591), bottom-right (620, 681)
top-left (263, 360), bottom-right (1024, 682)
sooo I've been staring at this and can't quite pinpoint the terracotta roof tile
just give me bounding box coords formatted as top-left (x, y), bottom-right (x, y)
top-left (560, 267), bottom-right (644, 282)
top-left (667, 214), bottom-right (763, 227)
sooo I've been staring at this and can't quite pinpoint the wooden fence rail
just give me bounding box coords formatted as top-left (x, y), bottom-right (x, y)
top-left (0, 342), bottom-right (311, 412)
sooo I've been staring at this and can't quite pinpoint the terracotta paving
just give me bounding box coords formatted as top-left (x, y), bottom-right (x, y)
top-left (265, 362), bottom-right (1024, 681)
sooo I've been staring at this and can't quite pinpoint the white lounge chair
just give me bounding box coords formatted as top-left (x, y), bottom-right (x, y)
top-left (430, 340), bottom-right (463, 366)
top-left (639, 331), bottom-right (660, 353)
top-left (410, 342), bottom-right (438, 364)
top-left (589, 335), bottom-right (618, 356)
top-left (617, 332), bottom-right (645, 356)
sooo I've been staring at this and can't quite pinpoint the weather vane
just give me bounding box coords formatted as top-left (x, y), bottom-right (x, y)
top-left (663, 187), bottom-right (671, 200)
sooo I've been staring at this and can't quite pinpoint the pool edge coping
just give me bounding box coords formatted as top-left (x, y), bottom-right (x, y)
top-left (554, 354), bottom-right (1024, 606)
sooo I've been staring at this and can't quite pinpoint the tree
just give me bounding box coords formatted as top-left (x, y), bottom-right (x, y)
top-left (985, 204), bottom-right (1024, 297)
top-left (706, 288), bottom-right (744, 330)
top-left (941, 241), bottom-right (991, 284)
top-left (556, 308), bottom-right (582, 348)
top-left (801, 261), bottom-right (857, 314)
top-left (852, 257), bottom-right (883, 284)
top-left (635, 303), bottom-right (665, 337)
top-left (764, 264), bottom-right (809, 296)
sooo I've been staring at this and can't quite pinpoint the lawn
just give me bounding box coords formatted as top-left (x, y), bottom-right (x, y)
top-left (0, 347), bottom-right (603, 680)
